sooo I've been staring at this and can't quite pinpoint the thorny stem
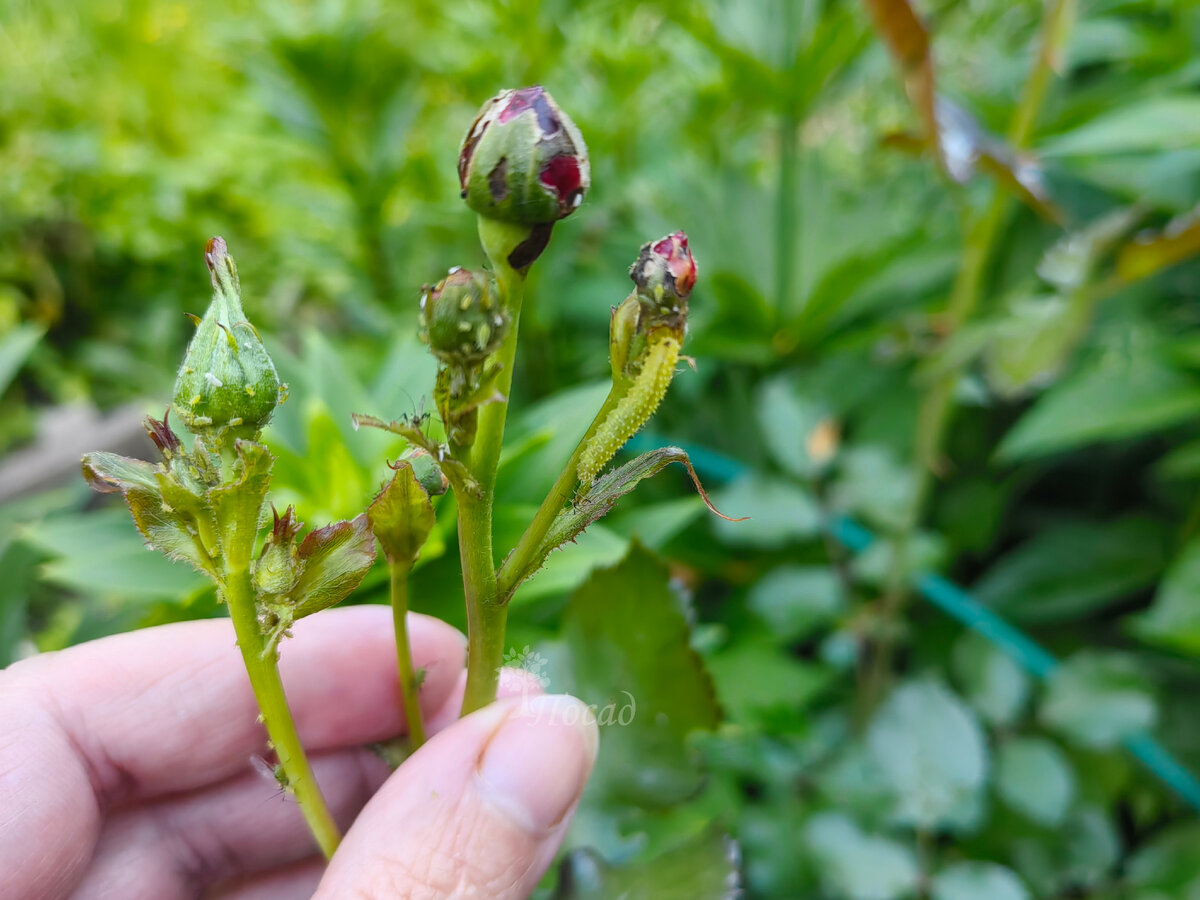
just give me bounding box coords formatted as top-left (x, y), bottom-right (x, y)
top-left (224, 569), bottom-right (341, 859)
top-left (496, 387), bottom-right (626, 601)
top-left (389, 564), bottom-right (426, 747)
top-left (458, 217), bottom-right (529, 715)
top-left (863, 0), bottom-right (1076, 720)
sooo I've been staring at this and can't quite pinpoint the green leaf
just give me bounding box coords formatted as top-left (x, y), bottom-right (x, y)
top-left (804, 811), bottom-right (920, 900)
top-left (972, 517), bottom-right (1167, 623)
top-left (0, 538), bottom-right (41, 666)
top-left (931, 862), bottom-right (1030, 900)
top-left (208, 440), bottom-right (273, 571)
top-left (995, 737), bottom-right (1076, 827)
top-left (953, 631), bottom-right (1031, 726)
top-left (1116, 202), bottom-right (1200, 282)
top-left (867, 679), bottom-right (988, 830)
top-left (711, 474), bottom-right (819, 549)
top-left (552, 830), bottom-right (740, 900)
top-left (561, 542), bottom-right (720, 809)
top-left (290, 513), bottom-right (377, 617)
top-left (705, 639), bottom-right (833, 725)
top-left (1041, 651), bottom-right (1157, 748)
top-left (0, 323), bottom-right (44, 397)
top-left (1126, 822), bottom-right (1200, 895)
top-left (367, 461), bottom-right (435, 568)
top-left (747, 565), bottom-right (843, 642)
top-left (755, 376), bottom-right (833, 477)
top-left (830, 446), bottom-right (916, 533)
top-left (1012, 807), bottom-right (1119, 895)
top-left (1135, 536), bottom-right (1200, 655)
top-left (996, 363), bottom-right (1200, 462)
top-left (1040, 97), bottom-right (1200, 157)
top-left (81, 451), bottom-right (161, 496)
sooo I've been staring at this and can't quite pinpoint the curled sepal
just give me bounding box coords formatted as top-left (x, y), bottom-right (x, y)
top-left (368, 462), bottom-right (436, 569)
top-left (459, 86), bottom-right (589, 226)
top-left (208, 440), bottom-right (274, 571)
top-left (172, 238), bottom-right (283, 453)
top-left (503, 447), bottom-right (746, 594)
top-left (258, 514), bottom-right (377, 654)
top-left (81, 451), bottom-right (218, 576)
top-left (352, 413), bottom-right (482, 499)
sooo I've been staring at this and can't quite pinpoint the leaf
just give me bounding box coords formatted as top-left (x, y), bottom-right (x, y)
top-left (867, 679), bottom-right (988, 830)
top-left (1040, 96), bottom-right (1200, 157)
top-left (208, 441), bottom-right (274, 571)
top-left (1040, 651), bottom-right (1157, 748)
top-left (996, 362), bottom-right (1200, 461)
top-left (367, 461), bottom-right (435, 568)
top-left (931, 862), bottom-right (1030, 900)
top-left (706, 639), bottom-right (833, 725)
top-left (0, 538), bottom-right (41, 667)
top-left (1135, 536), bottom-right (1200, 655)
top-left (1012, 807), bottom-right (1119, 895)
top-left (995, 737), bottom-right (1076, 827)
top-left (829, 445), bottom-right (916, 533)
top-left (510, 447), bottom-right (743, 589)
top-left (552, 830), bottom-right (741, 900)
top-left (1117, 202), bottom-right (1200, 282)
top-left (1126, 822), bottom-right (1200, 895)
top-left (972, 517), bottom-right (1166, 623)
top-left (561, 542), bottom-right (721, 809)
top-left (804, 811), bottom-right (920, 900)
top-left (81, 451), bottom-right (161, 495)
top-left (953, 631), bottom-right (1031, 726)
top-left (711, 474), bottom-right (818, 549)
top-left (747, 565), bottom-right (843, 642)
top-left (1038, 206), bottom-right (1142, 292)
top-left (0, 323), bottom-right (44, 397)
top-left (290, 514), bottom-right (377, 617)
top-left (755, 376), bottom-right (835, 477)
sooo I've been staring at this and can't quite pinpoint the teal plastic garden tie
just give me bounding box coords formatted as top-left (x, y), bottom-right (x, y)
top-left (627, 433), bottom-right (1200, 814)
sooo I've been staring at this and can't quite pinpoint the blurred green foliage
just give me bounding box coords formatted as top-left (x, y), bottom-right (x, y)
top-left (4, 0), bottom-right (1200, 896)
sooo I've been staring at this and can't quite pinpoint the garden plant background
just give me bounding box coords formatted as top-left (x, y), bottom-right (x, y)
top-left (4, 0), bottom-right (1200, 897)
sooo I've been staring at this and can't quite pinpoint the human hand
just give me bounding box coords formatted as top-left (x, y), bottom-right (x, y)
top-left (0, 606), bottom-right (598, 899)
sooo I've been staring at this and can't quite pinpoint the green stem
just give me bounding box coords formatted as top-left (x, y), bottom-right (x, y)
top-left (496, 387), bottom-right (625, 601)
top-left (389, 564), bottom-right (425, 747)
top-left (863, 0), bottom-right (1075, 718)
top-left (456, 217), bottom-right (530, 715)
top-left (224, 570), bottom-right (340, 858)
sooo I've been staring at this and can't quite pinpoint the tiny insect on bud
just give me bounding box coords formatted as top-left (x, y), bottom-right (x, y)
top-left (418, 267), bottom-right (509, 366)
top-left (459, 86), bottom-right (590, 227)
top-left (172, 238), bottom-right (283, 450)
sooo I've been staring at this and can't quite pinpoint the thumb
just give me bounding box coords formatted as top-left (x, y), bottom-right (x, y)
top-left (314, 693), bottom-right (599, 900)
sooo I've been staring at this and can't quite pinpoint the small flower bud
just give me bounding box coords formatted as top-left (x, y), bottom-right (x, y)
top-left (459, 86), bottom-right (590, 226)
top-left (172, 238), bottom-right (283, 448)
top-left (254, 506), bottom-right (303, 596)
top-left (630, 231), bottom-right (697, 334)
top-left (418, 267), bottom-right (509, 366)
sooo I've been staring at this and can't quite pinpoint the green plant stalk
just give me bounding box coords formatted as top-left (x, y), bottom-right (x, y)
top-left (496, 386), bottom-right (626, 600)
top-left (223, 569), bottom-right (341, 859)
top-left (458, 217), bottom-right (529, 715)
top-left (864, 0), bottom-right (1075, 718)
top-left (389, 563), bottom-right (425, 747)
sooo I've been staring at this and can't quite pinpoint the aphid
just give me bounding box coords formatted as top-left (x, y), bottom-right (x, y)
top-left (577, 332), bottom-right (680, 487)
top-left (250, 753), bottom-right (293, 798)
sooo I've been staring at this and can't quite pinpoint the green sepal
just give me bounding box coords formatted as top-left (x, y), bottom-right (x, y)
top-left (368, 462), bottom-right (436, 569)
top-left (209, 440), bottom-right (273, 571)
top-left (289, 514), bottom-right (376, 619)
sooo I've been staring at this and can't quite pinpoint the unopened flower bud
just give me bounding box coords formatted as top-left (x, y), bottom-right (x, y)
top-left (630, 231), bottom-right (696, 334)
top-left (172, 238), bottom-right (282, 448)
top-left (254, 506), bottom-right (302, 596)
top-left (418, 267), bottom-right (509, 365)
top-left (459, 86), bottom-right (589, 226)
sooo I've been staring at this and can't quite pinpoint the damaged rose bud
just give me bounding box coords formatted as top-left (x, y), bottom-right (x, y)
top-left (459, 86), bottom-right (590, 226)
top-left (418, 267), bottom-right (509, 365)
top-left (172, 238), bottom-right (283, 452)
top-left (631, 231), bottom-right (697, 304)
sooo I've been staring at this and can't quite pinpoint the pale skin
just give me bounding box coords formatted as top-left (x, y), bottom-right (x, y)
top-left (0, 605), bottom-right (598, 899)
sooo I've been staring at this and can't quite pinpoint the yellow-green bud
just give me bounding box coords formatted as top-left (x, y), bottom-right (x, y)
top-left (172, 238), bottom-right (282, 448)
top-left (458, 86), bottom-right (589, 227)
top-left (418, 267), bottom-right (509, 366)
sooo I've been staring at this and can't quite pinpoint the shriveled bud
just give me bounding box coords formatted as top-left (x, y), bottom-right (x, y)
top-left (629, 231), bottom-right (696, 334)
top-left (172, 238), bottom-right (282, 449)
top-left (418, 267), bottom-right (509, 365)
top-left (459, 86), bottom-right (589, 226)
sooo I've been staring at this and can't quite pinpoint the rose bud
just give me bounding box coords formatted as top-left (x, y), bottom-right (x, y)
top-left (418, 267), bottom-right (509, 366)
top-left (172, 237), bottom-right (283, 450)
top-left (458, 86), bottom-right (590, 227)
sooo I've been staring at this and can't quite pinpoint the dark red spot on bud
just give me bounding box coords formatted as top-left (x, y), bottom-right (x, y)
top-left (271, 504), bottom-right (303, 544)
top-left (144, 411), bottom-right (182, 455)
top-left (539, 155), bottom-right (583, 211)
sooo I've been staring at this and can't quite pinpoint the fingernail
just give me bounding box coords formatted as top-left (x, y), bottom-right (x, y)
top-left (477, 694), bottom-right (599, 832)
